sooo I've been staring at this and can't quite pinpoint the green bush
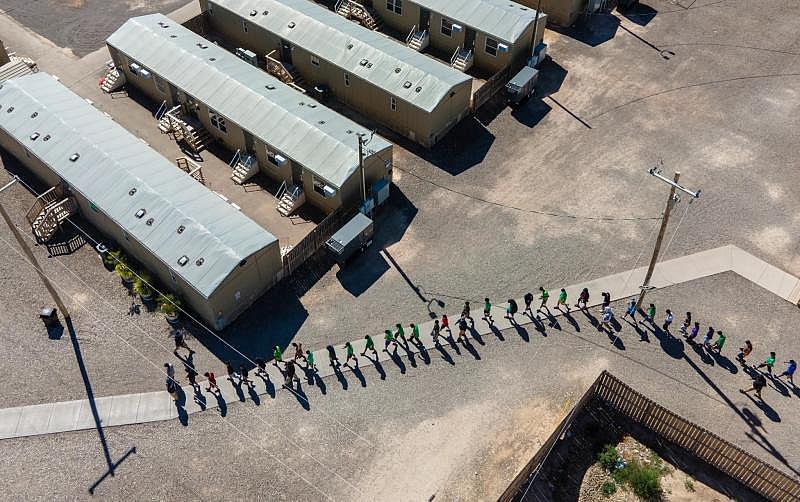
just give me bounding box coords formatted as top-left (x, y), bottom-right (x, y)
top-left (103, 249), bottom-right (123, 268)
top-left (601, 481), bottom-right (617, 497)
top-left (157, 293), bottom-right (181, 316)
top-left (598, 444), bottom-right (619, 471)
top-left (115, 261), bottom-right (134, 281)
top-left (612, 460), bottom-right (663, 500)
top-left (133, 272), bottom-right (154, 298)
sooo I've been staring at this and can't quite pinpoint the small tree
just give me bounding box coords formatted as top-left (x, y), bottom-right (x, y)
top-left (102, 249), bottom-right (123, 270)
top-left (133, 272), bottom-right (154, 300)
top-left (115, 259), bottom-right (134, 284)
top-left (158, 293), bottom-right (182, 322)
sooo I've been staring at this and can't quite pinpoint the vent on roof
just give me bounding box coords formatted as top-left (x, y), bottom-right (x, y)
top-left (128, 188), bottom-right (137, 196)
top-left (196, 42), bottom-right (209, 49)
top-left (298, 101), bottom-right (305, 106)
top-left (318, 120), bottom-right (326, 125)
top-left (394, 67), bottom-right (401, 73)
top-left (209, 57), bottom-right (216, 61)
top-left (43, 134), bottom-right (51, 142)
top-left (367, 63), bottom-right (373, 68)
top-left (359, 59), bottom-right (368, 66)
top-left (249, 9), bottom-right (257, 16)
top-left (288, 21), bottom-right (296, 28)
top-left (177, 225), bottom-right (185, 234)
top-left (30, 112), bottom-right (38, 118)
top-left (347, 43), bottom-right (353, 50)
top-left (177, 255), bottom-right (189, 266)
top-left (265, 84), bottom-right (275, 90)
top-left (146, 217), bottom-right (154, 226)
top-left (346, 129), bottom-right (353, 134)
top-left (403, 81), bottom-right (412, 89)
top-left (157, 21), bottom-right (170, 28)
top-left (69, 153), bottom-right (80, 162)
top-left (29, 132), bottom-right (40, 141)
top-left (416, 86), bottom-right (422, 93)
top-left (6, 106), bottom-right (13, 113)
top-left (135, 208), bottom-right (146, 219)
top-left (195, 258), bottom-right (204, 266)
top-left (262, 10), bottom-right (269, 15)
top-left (170, 34), bottom-right (177, 38)
top-left (308, 103), bottom-right (316, 108)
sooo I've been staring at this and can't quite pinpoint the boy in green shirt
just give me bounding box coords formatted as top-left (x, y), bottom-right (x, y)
top-left (409, 323), bottom-right (420, 344)
top-left (384, 329), bottom-right (397, 352)
top-left (361, 334), bottom-right (377, 357)
top-left (538, 287), bottom-right (549, 312)
top-left (305, 350), bottom-right (316, 371)
top-left (642, 303), bottom-right (656, 325)
top-left (273, 345), bottom-right (283, 366)
top-left (712, 332), bottom-right (726, 353)
top-left (757, 352), bottom-right (776, 374)
top-left (344, 341), bottom-right (357, 365)
top-left (556, 288), bottom-right (569, 312)
top-left (483, 298), bottom-right (493, 323)
top-left (395, 323), bottom-right (406, 343)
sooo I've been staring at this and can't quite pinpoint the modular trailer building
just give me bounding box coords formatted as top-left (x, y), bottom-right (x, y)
top-left (0, 73), bottom-right (282, 330)
top-left (200, 0), bottom-right (474, 147)
top-left (107, 14), bottom-right (393, 215)
top-left (370, 0), bottom-right (545, 74)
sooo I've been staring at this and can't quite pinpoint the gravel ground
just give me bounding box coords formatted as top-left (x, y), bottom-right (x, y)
top-left (0, 273), bottom-right (797, 500)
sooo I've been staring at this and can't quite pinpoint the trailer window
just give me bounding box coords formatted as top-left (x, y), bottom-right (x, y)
top-left (485, 37), bottom-right (498, 57)
top-left (386, 0), bottom-right (402, 14)
top-left (441, 18), bottom-right (453, 37)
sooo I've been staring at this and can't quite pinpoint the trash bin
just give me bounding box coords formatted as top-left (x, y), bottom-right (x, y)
top-left (39, 307), bottom-right (59, 328)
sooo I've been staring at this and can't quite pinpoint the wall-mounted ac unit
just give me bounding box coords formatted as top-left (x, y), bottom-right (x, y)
top-left (235, 47), bottom-right (258, 67)
top-left (273, 154), bottom-right (287, 166)
top-left (452, 24), bottom-right (463, 33)
top-left (498, 43), bottom-right (509, 53)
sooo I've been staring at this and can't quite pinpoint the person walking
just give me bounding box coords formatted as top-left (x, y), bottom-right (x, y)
top-left (164, 362), bottom-right (176, 382)
top-left (483, 298), bottom-right (493, 323)
top-left (395, 323), bottom-right (407, 344)
top-left (756, 352), bottom-right (777, 375)
top-left (431, 319), bottom-right (442, 345)
top-left (600, 292), bottom-right (611, 311)
top-left (284, 360), bottom-right (298, 388)
top-left (173, 330), bottom-right (194, 356)
top-left (457, 316), bottom-right (469, 343)
top-left (740, 372), bottom-right (767, 400)
top-left (737, 340), bottom-right (753, 365)
top-left (621, 298), bottom-right (637, 322)
top-left (273, 345), bottom-right (283, 366)
top-left (506, 298), bottom-right (518, 322)
top-left (409, 323), bottom-right (420, 345)
top-left (186, 366), bottom-right (199, 391)
top-left (344, 341), bottom-right (357, 366)
top-left (225, 361), bottom-right (238, 383)
top-left (361, 334), bottom-right (377, 357)
top-left (662, 309), bottom-right (674, 333)
top-left (641, 303), bottom-right (656, 325)
top-left (239, 363), bottom-right (253, 387)
top-left (600, 306), bottom-right (613, 333)
top-left (679, 312), bottom-right (692, 335)
top-left (702, 327), bottom-right (714, 347)
top-left (461, 302), bottom-right (474, 327)
top-left (777, 359), bottom-right (796, 385)
top-left (305, 350), bottom-right (317, 371)
top-left (537, 287), bottom-right (549, 312)
top-left (327, 344), bottom-right (340, 366)
top-left (292, 342), bottom-right (306, 362)
top-left (524, 292), bottom-right (535, 315)
top-left (441, 314), bottom-right (451, 334)
top-left (384, 329), bottom-right (397, 353)
top-left (255, 357), bottom-right (267, 377)
top-left (686, 322), bottom-right (700, 342)
top-left (711, 331), bottom-right (726, 353)
top-left (576, 288), bottom-right (590, 311)
top-left (556, 288), bottom-right (569, 312)
top-left (204, 371), bottom-right (219, 393)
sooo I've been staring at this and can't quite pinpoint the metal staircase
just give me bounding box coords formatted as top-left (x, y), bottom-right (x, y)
top-left (99, 66), bottom-right (126, 93)
top-left (230, 152), bottom-right (260, 185)
top-left (406, 26), bottom-right (429, 52)
top-left (276, 183), bottom-right (306, 217)
top-left (26, 185), bottom-right (78, 243)
top-left (156, 104), bottom-right (212, 154)
top-left (451, 46), bottom-right (474, 72)
top-left (335, 0), bottom-right (383, 31)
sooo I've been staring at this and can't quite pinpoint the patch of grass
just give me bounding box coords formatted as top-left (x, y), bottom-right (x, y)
top-left (601, 480), bottom-right (617, 497)
top-left (684, 478), bottom-right (695, 492)
top-left (598, 444), bottom-right (619, 471)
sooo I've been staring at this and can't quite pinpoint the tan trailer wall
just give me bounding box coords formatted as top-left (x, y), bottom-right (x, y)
top-left (517, 0), bottom-right (581, 27)
top-left (428, 12), bottom-right (464, 59)
top-left (429, 80), bottom-right (472, 144)
top-left (370, 1), bottom-right (421, 35)
top-left (0, 41), bottom-right (9, 66)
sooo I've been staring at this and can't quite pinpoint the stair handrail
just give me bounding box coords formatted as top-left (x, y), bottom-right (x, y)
top-left (334, 0), bottom-right (348, 16)
top-left (406, 24), bottom-right (417, 44)
top-left (25, 186), bottom-right (62, 224)
top-left (466, 48), bottom-right (474, 61)
top-left (229, 149), bottom-right (241, 168)
top-left (290, 185), bottom-right (302, 199)
top-left (155, 100), bottom-right (168, 120)
top-left (451, 46), bottom-right (461, 65)
top-left (276, 180), bottom-right (287, 202)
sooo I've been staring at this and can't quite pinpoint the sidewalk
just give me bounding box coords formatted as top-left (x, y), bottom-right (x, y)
top-left (1, 244), bottom-right (798, 439)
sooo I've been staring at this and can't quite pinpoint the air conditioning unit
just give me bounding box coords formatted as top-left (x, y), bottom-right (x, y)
top-left (273, 154), bottom-right (287, 166)
top-left (452, 24), bottom-right (463, 33)
top-left (373, 178), bottom-right (390, 206)
top-left (235, 47), bottom-right (258, 67)
top-left (498, 43), bottom-right (509, 53)
top-left (139, 69), bottom-right (151, 79)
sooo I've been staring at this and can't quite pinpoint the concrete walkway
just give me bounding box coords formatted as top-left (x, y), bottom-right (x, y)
top-left (1, 244), bottom-right (798, 440)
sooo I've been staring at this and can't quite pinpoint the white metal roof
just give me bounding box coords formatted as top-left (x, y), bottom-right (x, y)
top-left (208, 0), bottom-right (472, 113)
top-left (0, 72), bottom-right (278, 299)
top-left (413, 0), bottom-right (540, 44)
top-left (107, 14), bottom-right (391, 189)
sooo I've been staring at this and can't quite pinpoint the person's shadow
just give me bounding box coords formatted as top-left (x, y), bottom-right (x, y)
top-left (351, 364), bottom-right (367, 387)
top-left (247, 384), bottom-right (261, 405)
top-left (387, 350), bottom-right (407, 374)
top-left (257, 373), bottom-right (276, 399)
top-left (742, 393), bottom-right (781, 423)
top-left (231, 378), bottom-right (246, 402)
top-left (333, 364), bottom-right (349, 390)
top-left (710, 351), bottom-right (739, 375)
top-left (690, 342), bottom-right (715, 365)
top-left (767, 375), bottom-right (790, 397)
top-left (487, 323), bottom-right (504, 341)
top-left (469, 327), bottom-right (486, 345)
top-left (193, 387), bottom-right (207, 411)
top-left (174, 386), bottom-right (188, 426)
top-left (434, 342), bottom-right (455, 365)
top-left (412, 341), bottom-right (431, 365)
top-left (581, 309), bottom-right (598, 328)
top-left (514, 324), bottom-right (530, 342)
top-left (293, 382), bottom-right (310, 411)
top-left (462, 339), bottom-right (481, 360)
top-left (562, 311), bottom-right (580, 332)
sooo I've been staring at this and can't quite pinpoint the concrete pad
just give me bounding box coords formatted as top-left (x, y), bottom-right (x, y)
top-left (73, 397), bottom-right (112, 431)
top-left (750, 262), bottom-right (800, 301)
top-left (15, 404), bottom-right (54, 436)
top-left (0, 407), bottom-right (23, 439)
top-left (46, 400), bottom-right (83, 434)
top-left (105, 394), bottom-right (142, 427)
top-left (135, 392), bottom-right (175, 423)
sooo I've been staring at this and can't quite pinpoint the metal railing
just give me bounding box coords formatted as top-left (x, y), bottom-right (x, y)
top-left (450, 46), bottom-right (461, 65)
top-left (405, 24), bottom-right (417, 44)
top-left (500, 371), bottom-right (800, 502)
top-left (280, 204), bottom-right (357, 278)
top-left (155, 100), bottom-right (168, 121)
top-left (275, 180), bottom-right (287, 202)
top-left (25, 185), bottom-right (63, 224)
top-left (228, 149), bottom-right (241, 168)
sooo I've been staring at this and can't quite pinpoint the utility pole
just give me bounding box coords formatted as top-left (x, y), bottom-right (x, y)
top-left (0, 177), bottom-right (71, 319)
top-left (636, 167), bottom-right (701, 310)
top-left (357, 132), bottom-right (366, 204)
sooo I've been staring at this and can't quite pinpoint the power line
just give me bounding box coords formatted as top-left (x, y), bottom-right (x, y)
top-left (394, 165), bottom-right (662, 222)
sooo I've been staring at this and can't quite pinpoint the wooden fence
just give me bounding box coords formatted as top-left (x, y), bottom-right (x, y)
top-left (280, 204), bottom-right (357, 278)
top-left (471, 65), bottom-right (513, 111)
top-left (500, 371), bottom-right (800, 502)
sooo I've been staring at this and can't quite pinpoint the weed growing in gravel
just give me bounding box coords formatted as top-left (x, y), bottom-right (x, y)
top-left (598, 444), bottom-right (619, 471)
top-left (601, 481), bottom-right (617, 497)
